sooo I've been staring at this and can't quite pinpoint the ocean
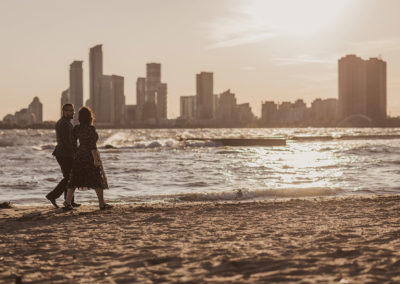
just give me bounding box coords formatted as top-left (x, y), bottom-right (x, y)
top-left (1, 128), bottom-right (400, 205)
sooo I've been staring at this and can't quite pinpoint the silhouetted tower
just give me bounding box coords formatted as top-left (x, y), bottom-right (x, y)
top-left (61, 89), bottom-right (70, 116)
top-left (98, 75), bottom-right (113, 123)
top-left (89, 45), bottom-right (103, 115)
top-left (136, 77), bottom-right (146, 122)
top-left (196, 72), bottom-right (214, 119)
top-left (112, 75), bottom-right (125, 125)
top-left (180, 96), bottom-right (196, 119)
top-left (28, 97), bottom-right (43, 123)
top-left (146, 63), bottom-right (161, 104)
top-left (156, 83), bottom-right (167, 120)
top-left (366, 57), bottom-right (386, 123)
top-left (338, 55), bottom-right (366, 120)
top-left (69, 61), bottom-right (83, 123)
top-left (136, 77), bottom-right (146, 106)
top-left (338, 54), bottom-right (387, 124)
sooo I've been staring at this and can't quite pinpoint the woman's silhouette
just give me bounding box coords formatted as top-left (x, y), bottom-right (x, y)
top-left (64, 107), bottom-right (112, 210)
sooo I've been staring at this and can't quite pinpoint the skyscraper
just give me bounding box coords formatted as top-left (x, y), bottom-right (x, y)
top-left (98, 75), bottom-right (113, 123)
top-left (136, 77), bottom-right (146, 122)
top-left (196, 72), bottom-right (213, 119)
top-left (180, 96), bottom-right (196, 119)
top-left (217, 89), bottom-right (236, 122)
top-left (146, 63), bottom-right (161, 103)
top-left (366, 57), bottom-right (387, 123)
top-left (69, 61), bottom-right (83, 123)
top-left (261, 101), bottom-right (278, 125)
top-left (112, 75), bottom-right (125, 125)
top-left (338, 55), bottom-right (367, 119)
top-left (136, 77), bottom-right (146, 106)
top-left (28, 97), bottom-right (43, 123)
top-left (338, 54), bottom-right (386, 124)
top-left (156, 83), bottom-right (167, 120)
top-left (89, 45), bottom-right (103, 115)
top-left (61, 89), bottom-right (70, 116)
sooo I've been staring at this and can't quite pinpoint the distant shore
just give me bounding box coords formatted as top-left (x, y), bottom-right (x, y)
top-left (1, 195), bottom-right (400, 283)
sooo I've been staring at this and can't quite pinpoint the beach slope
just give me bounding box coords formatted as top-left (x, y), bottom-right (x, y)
top-left (1, 196), bottom-right (400, 283)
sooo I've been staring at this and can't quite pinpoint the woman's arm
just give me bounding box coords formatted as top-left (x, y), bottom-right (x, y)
top-left (91, 149), bottom-right (101, 167)
top-left (90, 126), bottom-right (101, 167)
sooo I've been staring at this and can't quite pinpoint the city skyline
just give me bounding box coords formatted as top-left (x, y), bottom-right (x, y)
top-left (3, 0), bottom-right (400, 120)
top-left (1, 44), bottom-right (389, 127)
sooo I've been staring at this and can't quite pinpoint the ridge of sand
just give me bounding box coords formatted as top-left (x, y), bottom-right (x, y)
top-left (1, 195), bottom-right (400, 283)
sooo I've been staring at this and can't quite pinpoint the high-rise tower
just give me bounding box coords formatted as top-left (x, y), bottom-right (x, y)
top-left (338, 54), bottom-right (386, 124)
top-left (89, 45), bottom-right (103, 115)
top-left (69, 61), bottom-right (83, 123)
top-left (196, 72), bottom-right (214, 119)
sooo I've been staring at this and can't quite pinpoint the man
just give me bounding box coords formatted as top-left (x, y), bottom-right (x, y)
top-left (46, 103), bottom-right (80, 208)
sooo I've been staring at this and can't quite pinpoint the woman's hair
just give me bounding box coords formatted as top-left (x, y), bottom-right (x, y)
top-left (78, 106), bottom-right (95, 125)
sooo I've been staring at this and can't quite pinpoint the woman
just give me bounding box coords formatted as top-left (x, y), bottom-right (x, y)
top-left (64, 107), bottom-right (112, 210)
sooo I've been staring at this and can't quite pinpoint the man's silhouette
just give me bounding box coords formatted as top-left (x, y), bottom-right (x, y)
top-left (46, 103), bottom-right (80, 208)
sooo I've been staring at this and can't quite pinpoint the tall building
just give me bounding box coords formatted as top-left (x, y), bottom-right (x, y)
top-left (138, 63), bottom-right (168, 122)
top-left (136, 77), bottom-right (146, 106)
top-left (311, 98), bottom-right (338, 124)
top-left (180, 96), bottom-right (196, 119)
top-left (196, 72), bottom-right (213, 119)
top-left (61, 89), bottom-right (70, 116)
top-left (213, 94), bottom-right (219, 118)
top-left (261, 101), bottom-right (278, 124)
top-left (338, 54), bottom-right (386, 124)
top-left (146, 63), bottom-right (161, 103)
top-left (112, 75), bottom-right (125, 125)
top-left (15, 108), bottom-right (34, 126)
top-left (237, 103), bottom-right (255, 124)
top-left (125, 105), bottom-right (137, 125)
top-left (366, 57), bottom-right (386, 123)
top-left (98, 75), bottom-right (113, 123)
top-left (69, 61), bottom-right (83, 123)
top-left (217, 89), bottom-right (236, 122)
top-left (156, 83), bottom-right (167, 120)
top-left (28, 97), bottom-right (43, 123)
top-left (89, 45), bottom-right (103, 115)
top-left (338, 55), bottom-right (367, 119)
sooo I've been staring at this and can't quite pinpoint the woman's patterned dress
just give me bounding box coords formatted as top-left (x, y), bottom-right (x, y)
top-left (68, 124), bottom-right (108, 190)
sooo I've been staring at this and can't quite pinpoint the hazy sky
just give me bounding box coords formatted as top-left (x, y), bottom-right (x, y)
top-left (2, 0), bottom-right (400, 120)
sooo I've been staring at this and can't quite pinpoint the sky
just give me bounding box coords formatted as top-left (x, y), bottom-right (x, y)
top-left (1, 0), bottom-right (400, 120)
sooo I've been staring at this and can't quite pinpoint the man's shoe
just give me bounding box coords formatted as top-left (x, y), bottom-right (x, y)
top-left (46, 196), bottom-right (59, 208)
top-left (71, 202), bottom-right (81, 208)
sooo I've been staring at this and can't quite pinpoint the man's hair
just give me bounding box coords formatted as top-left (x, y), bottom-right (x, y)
top-left (62, 103), bottom-right (74, 111)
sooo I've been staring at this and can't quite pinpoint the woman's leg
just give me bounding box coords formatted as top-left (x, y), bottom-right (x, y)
top-left (95, 188), bottom-right (112, 210)
top-left (65, 188), bottom-right (75, 205)
top-left (95, 188), bottom-right (105, 207)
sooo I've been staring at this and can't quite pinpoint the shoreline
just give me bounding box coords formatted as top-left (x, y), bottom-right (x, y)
top-left (2, 195), bottom-right (400, 283)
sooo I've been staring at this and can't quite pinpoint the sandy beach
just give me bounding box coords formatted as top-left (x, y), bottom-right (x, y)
top-left (1, 195), bottom-right (400, 283)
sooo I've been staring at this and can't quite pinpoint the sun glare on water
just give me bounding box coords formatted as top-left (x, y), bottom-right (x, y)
top-left (244, 0), bottom-right (350, 37)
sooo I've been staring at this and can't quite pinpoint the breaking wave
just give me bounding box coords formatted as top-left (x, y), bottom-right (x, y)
top-left (138, 187), bottom-right (345, 202)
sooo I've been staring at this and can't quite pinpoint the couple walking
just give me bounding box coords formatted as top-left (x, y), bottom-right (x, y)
top-left (46, 104), bottom-right (112, 210)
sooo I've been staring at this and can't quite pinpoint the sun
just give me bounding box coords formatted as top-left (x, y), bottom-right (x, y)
top-left (243, 0), bottom-right (350, 37)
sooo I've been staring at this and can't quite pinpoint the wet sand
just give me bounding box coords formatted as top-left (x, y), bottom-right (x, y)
top-left (1, 195), bottom-right (400, 283)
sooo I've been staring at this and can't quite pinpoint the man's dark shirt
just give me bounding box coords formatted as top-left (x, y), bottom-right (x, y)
top-left (52, 116), bottom-right (76, 157)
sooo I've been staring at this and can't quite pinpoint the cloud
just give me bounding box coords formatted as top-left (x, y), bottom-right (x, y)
top-left (271, 55), bottom-right (337, 66)
top-left (347, 38), bottom-right (400, 56)
top-left (205, 15), bottom-right (276, 49)
top-left (207, 30), bottom-right (276, 49)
